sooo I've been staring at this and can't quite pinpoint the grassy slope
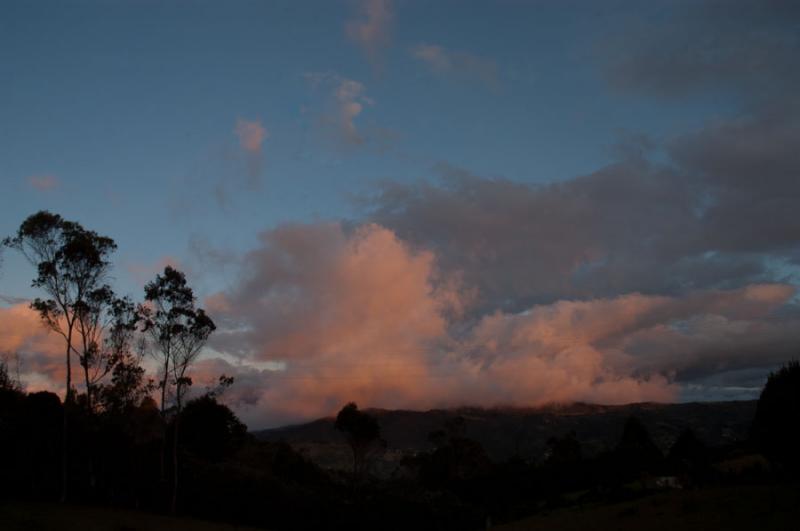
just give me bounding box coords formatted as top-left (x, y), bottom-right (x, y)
top-left (0, 502), bottom-right (262, 531)
top-left (497, 484), bottom-right (800, 531)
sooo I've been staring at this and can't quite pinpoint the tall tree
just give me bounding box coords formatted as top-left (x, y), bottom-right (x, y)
top-left (3, 210), bottom-right (117, 502)
top-left (139, 265), bottom-right (215, 513)
top-left (139, 266), bottom-right (195, 416)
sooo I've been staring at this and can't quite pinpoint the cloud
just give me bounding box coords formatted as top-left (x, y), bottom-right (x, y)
top-left (235, 118), bottom-right (267, 153)
top-left (0, 303), bottom-right (66, 393)
top-left (125, 256), bottom-right (183, 287)
top-left (364, 109), bottom-right (800, 312)
top-left (346, 0), bottom-right (393, 68)
top-left (598, 0), bottom-right (800, 100)
top-left (412, 43), bottom-right (499, 89)
top-left (305, 72), bottom-right (373, 146)
top-left (208, 222), bottom-right (461, 361)
top-left (203, 217), bottom-right (800, 428)
top-left (169, 117), bottom-right (270, 215)
top-left (27, 175), bottom-right (59, 192)
top-left (233, 117), bottom-right (268, 190)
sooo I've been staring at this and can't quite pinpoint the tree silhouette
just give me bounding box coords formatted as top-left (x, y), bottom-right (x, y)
top-left (335, 402), bottom-right (383, 479)
top-left (139, 265), bottom-right (215, 513)
top-left (73, 287), bottom-right (133, 412)
top-left (139, 266), bottom-right (196, 416)
top-left (179, 395), bottom-right (246, 462)
top-left (751, 360), bottom-right (800, 470)
top-left (0, 354), bottom-right (22, 393)
top-left (3, 210), bottom-right (116, 502)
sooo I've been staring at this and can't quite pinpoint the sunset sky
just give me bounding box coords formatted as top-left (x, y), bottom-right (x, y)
top-left (2, 0), bottom-right (799, 428)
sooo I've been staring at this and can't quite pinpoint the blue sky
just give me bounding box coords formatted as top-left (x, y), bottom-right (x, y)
top-left (2, 1), bottom-right (799, 427)
top-left (1, 0), bottom-right (738, 297)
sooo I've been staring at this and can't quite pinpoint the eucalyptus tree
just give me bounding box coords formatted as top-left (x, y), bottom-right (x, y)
top-left (3, 211), bottom-right (117, 501)
top-left (139, 265), bottom-right (215, 513)
top-left (73, 286), bottom-right (129, 411)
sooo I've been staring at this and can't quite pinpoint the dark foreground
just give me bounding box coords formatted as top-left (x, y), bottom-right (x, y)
top-left (3, 484), bottom-right (798, 531)
top-left (0, 501), bottom-right (260, 531)
top-left (497, 484), bottom-right (800, 530)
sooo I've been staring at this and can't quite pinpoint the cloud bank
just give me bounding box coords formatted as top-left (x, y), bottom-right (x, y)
top-left (201, 218), bottom-right (799, 428)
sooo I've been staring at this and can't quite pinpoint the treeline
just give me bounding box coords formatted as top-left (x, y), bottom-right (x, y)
top-left (4, 358), bottom-right (797, 530)
top-left (1, 211), bottom-right (222, 512)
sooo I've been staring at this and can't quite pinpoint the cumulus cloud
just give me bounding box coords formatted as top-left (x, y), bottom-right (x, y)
top-left (202, 217), bottom-right (800, 428)
top-left (346, 0), bottom-right (393, 68)
top-left (412, 43), bottom-right (499, 89)
top-left (27, 175), bottom-right (59, 192)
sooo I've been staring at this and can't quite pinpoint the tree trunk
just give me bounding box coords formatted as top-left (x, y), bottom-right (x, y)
top-left (61, 325), bottom-right (73, 503)
top-left (159, 357), bottom-right (169, 482)
top-left (83, 364), bottom-right (92, 412)
top-left (171, 412), bottom-right (180, 514)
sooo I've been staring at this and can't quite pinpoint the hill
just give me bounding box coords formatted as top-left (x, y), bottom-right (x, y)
top-left (255, 401), bottom-right (757, 467)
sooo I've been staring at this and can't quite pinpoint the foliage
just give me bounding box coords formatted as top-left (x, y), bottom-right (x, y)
top-left (751, 360), bottom-right (800, 469)
top-left (335, 402), bottom-right (385, 478)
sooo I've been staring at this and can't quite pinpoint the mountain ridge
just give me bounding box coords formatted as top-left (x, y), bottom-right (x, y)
top-left (254, 400), bottom-right (757, 465)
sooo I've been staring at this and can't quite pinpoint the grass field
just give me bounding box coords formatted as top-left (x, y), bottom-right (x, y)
top-left (0, 501), bottom-right (261, 531)
top-left (497, 484), bottom-right (800, 531)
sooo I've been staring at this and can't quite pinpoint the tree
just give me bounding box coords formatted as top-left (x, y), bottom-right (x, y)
top-left (73, 287), bottom-right (135, 412)
top-left (139, 265), bottom-right (215, 513)
top-left (3, 211), bottom-right (117, 502)
top-left (97, 298), bottom-right (152, 415)
top-left (0, 353), bottom-right (22, 394)
top-left (335, 402), bottom-right (383, 479)
top-left (139, 266), bottom-right (195, 415)
top-left (179, 395), bottom-right (246, 462)
top-left (751, 360), bottom-right (800, 469)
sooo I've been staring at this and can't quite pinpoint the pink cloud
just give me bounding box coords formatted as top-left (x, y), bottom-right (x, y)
top-left (27, 174), bottom-right (59, 192)
top-left (234, 118), bottom-right (268, 153)
top-left (203, 224), bottom-right (800, 427)
top-left (0, 303), bottom-right (67, 393)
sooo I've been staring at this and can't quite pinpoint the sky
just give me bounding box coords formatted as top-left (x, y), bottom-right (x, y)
top-left (1, 0), bottom-right (800, 428)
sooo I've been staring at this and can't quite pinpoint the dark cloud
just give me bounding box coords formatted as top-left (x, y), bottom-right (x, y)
top-left (599, 0), bottom-right (800, 100)
top-left (363, 82), bottom-right (800, 312)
